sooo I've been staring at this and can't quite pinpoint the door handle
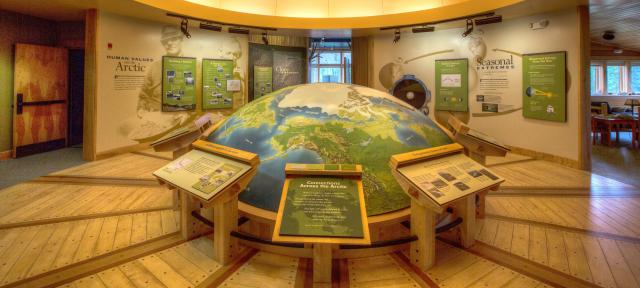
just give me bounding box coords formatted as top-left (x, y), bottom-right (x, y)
top-left (16, 93), bottom-right (23, 115)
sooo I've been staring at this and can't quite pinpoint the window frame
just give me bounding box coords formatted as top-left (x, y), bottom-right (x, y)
top-left (591, 60), bottom-right (640, 96)
top-left (309, 49), bottom-right (352, 84)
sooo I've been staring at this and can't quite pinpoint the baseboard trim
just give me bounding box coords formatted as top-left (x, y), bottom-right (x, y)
top-left (95, 142), bottom-right (151, 160)
top-left (0, 150), bottom-right (11, 160)
top-left (507, 145), bottom-right (580, 169)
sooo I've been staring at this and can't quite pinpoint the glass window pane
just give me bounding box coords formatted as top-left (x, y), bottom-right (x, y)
top-left (607, 65), bottom-right (621, 95)
top-left (309, 66), bottom-right (319, 83)
top-left (631, 66), bottom-right (640, 94)
top-left (319, 67), bottom-right (341, 83)
top-left (319, 52), bottom-right (342, 64)
top-left (591, 66), bottom-right (597, 95)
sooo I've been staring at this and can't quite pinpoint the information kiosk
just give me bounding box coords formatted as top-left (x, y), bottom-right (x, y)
top-left (273, 163), bottom-right (370, 284)
top-left (390, 143), bottom-right (503, 271)
top-left (153, 140), bottom-right (259, 265)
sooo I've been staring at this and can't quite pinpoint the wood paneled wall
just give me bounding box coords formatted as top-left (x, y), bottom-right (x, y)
top-left (351, 36), bottom-right (372, 87)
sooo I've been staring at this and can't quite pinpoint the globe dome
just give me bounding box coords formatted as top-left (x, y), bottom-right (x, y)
top-left (208, 83), bottom-right (451, 215)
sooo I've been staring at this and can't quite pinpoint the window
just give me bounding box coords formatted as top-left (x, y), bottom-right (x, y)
top-left (590, 61), bottom-right (640, 96)
top-left (309, 38), bottom-right (352, 84)
top-left (631, 65), bottom-right (640, 94)
top-left (606, 64), bottom-right (624, 95)
top-left (591, 65), bottom-right (603, 95)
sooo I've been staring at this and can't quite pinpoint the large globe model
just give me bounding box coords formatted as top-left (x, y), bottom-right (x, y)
top-left (208, 83), bottom-right (451, 215)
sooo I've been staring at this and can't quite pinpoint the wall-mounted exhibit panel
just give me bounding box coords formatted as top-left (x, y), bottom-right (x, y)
top-left (522, 51), bottom-right (567, 122)
top-left (248, 43), bottom-right (306, 101)
top-left (435, 58), bottom-right (469, 112)
top-left (162, 56), bottom-right (197, 111)
top-left (202, 59), bottom-right (236, 109)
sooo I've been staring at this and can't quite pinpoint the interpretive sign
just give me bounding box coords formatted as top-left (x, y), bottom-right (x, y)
top-left (162, 56), bottom-right (196, 111)
top-left (522, 51), bottom-right (566, 122)
top-left (253, 66), bottom-right (273, 99)
top-left (435, 59), bottom-right (468, 112)
top-left (153, 149), bottom-right (250, 200)
top-left (391, 143), bottom-right (504, 206)
top-left (273, 163), bottom-right (370, 245)
top-left (202, 59), bottom-right (234, 109)
top-left (279, 177), bottom-right (363, 237)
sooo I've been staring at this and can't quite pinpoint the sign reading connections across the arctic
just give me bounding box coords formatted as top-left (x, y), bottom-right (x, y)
top-left (162, 56), bottom-right (196, 111)
top-left (202, 59), bottom-right (234, 110)
top-left (435, 58), bottom-right (469, 112)
top-left (522, 51), bottom-right (566, 122)
top-left (279, 176), bottom-right (364, 238)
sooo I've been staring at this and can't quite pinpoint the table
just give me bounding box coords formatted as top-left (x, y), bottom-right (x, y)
top-left (591, 115), bottom-right (638, 147)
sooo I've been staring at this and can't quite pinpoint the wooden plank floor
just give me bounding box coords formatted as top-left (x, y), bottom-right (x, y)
top-left (0, 210), bottom-right (179, 287)
top-left (476, 217), bottom-right (640, 288)
top-left (0, 183), bottom-right (173, 227)
top-left (50, 153), bottom-right (169, 179)
top-left (60, 237), bottom-right (222, 288)
top-left (0, 151), bottom-right (636, 287)
top-left (486, 195), bottom-right (640, 238)
top-left (489, 160), bottom-right (633, 189)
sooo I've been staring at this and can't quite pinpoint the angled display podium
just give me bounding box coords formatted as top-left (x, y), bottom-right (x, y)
top-left (273, 163), bottom-right (370, 284)
top-left (150, 113), bottom-right (217, 159)
top-left (447, 116), bottom-right (509, 217)
top-left (390, 143), bottom-right (503, 271)
top-left (447, 115), bottom-right (510, 165)
top-left (153, 140), bottom-right (259, 265)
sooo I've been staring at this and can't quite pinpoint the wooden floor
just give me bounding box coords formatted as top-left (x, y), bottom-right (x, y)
top-left (0, 151), bottom-right (638, 287)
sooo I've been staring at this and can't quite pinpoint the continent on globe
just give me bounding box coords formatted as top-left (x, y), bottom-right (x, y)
top-left (208, 83), bottom-right (452, 216)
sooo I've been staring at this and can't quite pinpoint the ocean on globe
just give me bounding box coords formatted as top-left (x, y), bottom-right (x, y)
top-left (208, 83), bottom-right (452, 216)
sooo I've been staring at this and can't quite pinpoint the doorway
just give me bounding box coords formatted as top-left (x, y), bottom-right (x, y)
top-left (12, 44), bottom-right (84, 157)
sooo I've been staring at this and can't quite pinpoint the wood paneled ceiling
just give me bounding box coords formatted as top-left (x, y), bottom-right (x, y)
top-left (590, 0), bottom-right (640, 53)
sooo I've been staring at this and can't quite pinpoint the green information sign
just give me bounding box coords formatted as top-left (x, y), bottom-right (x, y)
top-left (522, 51), bottom-right (566, 122)
top-left (162, 56), bottom-right (196, 111)
top-left (253, 66), bottom-right (272, 99)
top-left (435, 58), bottom-right (468, 112)
top-left (279, 177), bottom-right (364, 238)
top-left (202, 59), bottom-right (234, 109)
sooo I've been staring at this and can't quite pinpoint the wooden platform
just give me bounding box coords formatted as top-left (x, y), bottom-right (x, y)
top-left (0, 151), bottom-right (638, 287)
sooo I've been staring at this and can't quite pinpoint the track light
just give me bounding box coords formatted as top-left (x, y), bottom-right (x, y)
top-left (462, 19), bottom-right (474, 37)
top-left (262, 31), bottom-right (269, 45)
top-left (412, 26), bottom-right (435, 33)
top-left (393, 29), bottom-right (401, 44)
top-left (228, 27), bottom-right (250, 34)
top-left (474, 15), bottom-right (502, 26)
top-left (180, 18), bottom-right (191, 38)
top-left (199, 21), bottom-right (221, 32)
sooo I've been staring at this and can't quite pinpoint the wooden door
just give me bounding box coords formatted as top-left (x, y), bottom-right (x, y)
top-left (13, 43), bottom-right (68, 157)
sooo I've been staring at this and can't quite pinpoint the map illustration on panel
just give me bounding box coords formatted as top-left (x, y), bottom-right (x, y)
top-left (208, 83), bottom-right (452, 215)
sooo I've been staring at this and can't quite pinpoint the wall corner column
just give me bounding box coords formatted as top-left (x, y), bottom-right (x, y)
top-left (83, 9), bottom-right (98, 161)
top-left (578, 5), bottom-right (591, 171)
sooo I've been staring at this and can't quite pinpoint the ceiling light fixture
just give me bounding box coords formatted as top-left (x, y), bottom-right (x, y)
top-left (462, 19), bottom-right (474, 37)
top-left (199, 21), bottom-right (222, 32)
top-left (393, 29), bottom-right (401, 44)
top-left (180, 18), bottom-right (191, 38)
top-left (603, 30), bottom-right (615, 41)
